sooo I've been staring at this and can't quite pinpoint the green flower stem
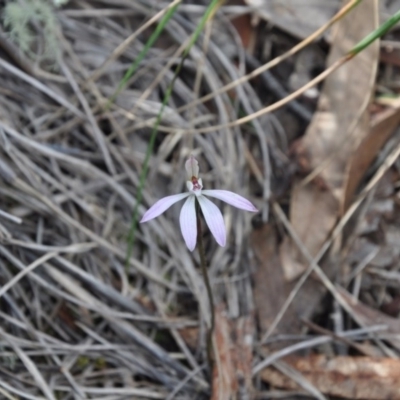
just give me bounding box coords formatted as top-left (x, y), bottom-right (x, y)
top-left (195, 201), bottom-right (215, 373)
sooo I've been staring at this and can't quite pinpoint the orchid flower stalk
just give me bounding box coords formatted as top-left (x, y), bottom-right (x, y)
top-left (140, 156), bottom-right (258, 250)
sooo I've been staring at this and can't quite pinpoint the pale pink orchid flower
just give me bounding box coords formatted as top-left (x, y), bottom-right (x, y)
top-left (140, 156), bottom-right (258, 251)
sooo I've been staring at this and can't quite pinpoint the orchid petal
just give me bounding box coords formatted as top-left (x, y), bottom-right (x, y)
top-left (140, 193), bottom-right (189, 223)
top-left (202, 190), bottom-right (258, 212)
top-left (179, 195), bottom-right (197, 251)
top-left (185, 155), bottom-right (199, 179)
top-left (197, 195), bottom-right (226, 247)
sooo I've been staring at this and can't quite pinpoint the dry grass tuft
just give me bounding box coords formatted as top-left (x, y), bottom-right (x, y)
top-left (0, 1), bottom-right (271, 398)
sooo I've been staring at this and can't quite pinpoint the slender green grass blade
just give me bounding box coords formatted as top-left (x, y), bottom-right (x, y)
top-left (107, 3), bottom-right (180, 108)
top-left (350, 8), bottom-right (400, 55)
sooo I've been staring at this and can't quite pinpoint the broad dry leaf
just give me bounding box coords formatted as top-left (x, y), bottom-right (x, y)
top-left (283, 0), bottom-right (379, 280)
top-left (230, 315), bottom-right (254, 399)
top-left (212, 307), bottom-right (235, 400)
top-left (261, 354), bottom-right (400, 399)
top-left (342, 106), bottom-right (400, 212)
top-left (212, 307), bottom-right (254, 400)
top-left (251, 223), bottom-right (332, 337)
top-left (251, 224), bottom-right (302, 337)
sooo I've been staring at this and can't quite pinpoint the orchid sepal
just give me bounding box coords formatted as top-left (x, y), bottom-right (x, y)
top-left (140, 157), bottom-right (258, 251)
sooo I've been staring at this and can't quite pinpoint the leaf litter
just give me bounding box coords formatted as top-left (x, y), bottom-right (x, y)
top-left (0, 0), bottom-right (400, 399)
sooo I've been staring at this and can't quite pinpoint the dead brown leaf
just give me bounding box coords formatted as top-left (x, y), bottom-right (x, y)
top-left (282, 0), bottom-right (379, 278)
top-left (251, 221), bottom-right (337, 338)
top-left (261, 354), bottom-right (400, 399)
top-left (212, 307), bottom-right (235, 400)
top-left (342, 106), bottom-right (400, 212)
top-left (212, 306), bottom-right (254, 400)
top-left (231, 315), bottom-right (254, 399)
top-left (250, 223), bottom-right (302, 337)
